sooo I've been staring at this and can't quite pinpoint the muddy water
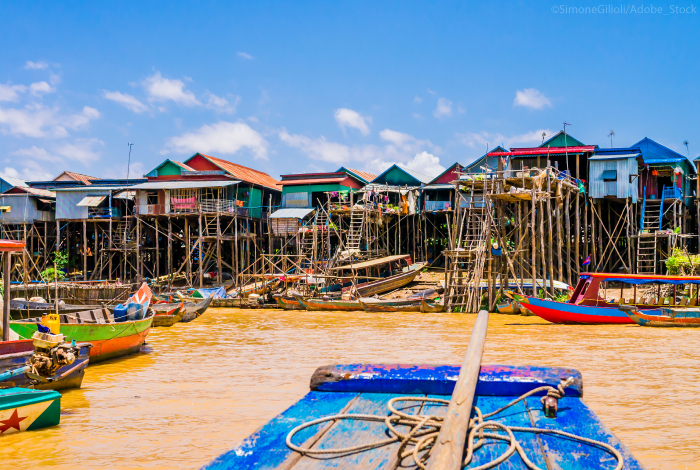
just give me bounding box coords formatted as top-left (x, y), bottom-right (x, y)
top-left (3, 309), bottom-right (698, 469)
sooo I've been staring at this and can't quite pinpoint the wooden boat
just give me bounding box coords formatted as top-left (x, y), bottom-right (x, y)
top-left (152, 303), bottom-right (185, 327)
top-left (0, 339), bottom-right (91, 391)
top-left (275, 296), bottom-right (303, 310)
top-left (0, 388), bottom-right (62, 435)
top-left (202, 363), bottom-right (643, 469)
top-left (496, 299), bottom-right (519, 314)
top-left (181, 297), bottom-right (213, 322)
top-left (210, 297), bottom-right (244, 308)
top-left (114, 282), bottom-right (153, 322)
top-left (10, 309), bottom-right (154, 363)
top-left (342, 263), bottom-right (426, 298)
top-left (420, 299), bottom-right (444, 312)
top-left (9, 300), bottom-right (102, 320)
top-left (359, 298), bottom-right (422, 312)
top-left (513, 272), bottom-right (699, 324)
top-left (227, 279), bottom-right (280, 298)
top-left (621, 305), bottom-right (700, 327)
top-left (295, 296), bottom-right (362, 311)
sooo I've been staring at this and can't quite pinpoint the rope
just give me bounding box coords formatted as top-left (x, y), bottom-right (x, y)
top-left (286, 377), bottom-right (623, 470)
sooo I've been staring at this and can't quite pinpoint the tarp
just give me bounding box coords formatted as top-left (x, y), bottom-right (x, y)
top-left (76, 196), bottom-right (106, 207)
top-left (192, 286), bottom-right (226, 299)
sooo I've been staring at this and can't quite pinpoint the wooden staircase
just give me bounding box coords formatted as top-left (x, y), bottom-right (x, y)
top-left (636, 199), bottom-right (661, 274)
top-left (346, 209), bottom-right (365, 251)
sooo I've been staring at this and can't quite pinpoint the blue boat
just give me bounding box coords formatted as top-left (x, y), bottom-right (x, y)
top-left (203, 363), bottom-right (644, 469)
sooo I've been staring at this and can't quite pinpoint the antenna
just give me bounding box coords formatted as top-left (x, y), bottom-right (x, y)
top-left (125, 142), bottom-right (134, 217)
top-left (608, 130), bottom-right (615, 148)
top-left (541, 131), bottom-right (547, 143)
top-left (563, 122), bottom-right (571, 174)
top-left (684, 140), bottom-right (690, 157)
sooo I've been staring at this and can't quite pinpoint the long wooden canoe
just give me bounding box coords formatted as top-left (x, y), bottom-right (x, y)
top-left (359, 299), bottom-right (422, 312)
top-left (295, 295), bottom-right (363, 311)
top-left (152, 303), bottom-right (185, 327)
top-left (341, 263), bottom-right (426, 297)
top-left (10, 310), bottom-right (154, 363)
top-left (275, 296), bottom-right (303, 310)
top-left (621, 305), bottom-right (700, 327)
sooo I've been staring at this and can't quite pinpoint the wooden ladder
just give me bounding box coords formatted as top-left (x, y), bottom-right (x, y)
top-left (346, 208), bottom-right (365, 251)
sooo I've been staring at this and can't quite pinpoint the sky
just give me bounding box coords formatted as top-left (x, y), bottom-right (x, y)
top-left (0, 1), bottom-right (699, 182)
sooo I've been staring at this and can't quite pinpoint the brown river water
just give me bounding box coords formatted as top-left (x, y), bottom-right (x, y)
top-left (2, 309), bottom-right (698, 469)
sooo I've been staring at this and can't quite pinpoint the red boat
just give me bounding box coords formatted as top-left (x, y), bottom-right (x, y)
top-left (516, 273), bottom-right (700, 324)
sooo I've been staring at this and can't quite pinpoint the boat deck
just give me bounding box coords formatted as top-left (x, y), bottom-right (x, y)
top-left (203, 364), bottom-right (644, 470)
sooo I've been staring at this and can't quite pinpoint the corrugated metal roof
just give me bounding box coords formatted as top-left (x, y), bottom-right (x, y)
top-left (643, 157), bottom-right (686, 164)
top-left (129, 180), bottom-right (240, 190)
top-left (589, 153), bottom-right (640, 161)
top-left (269, 208), bottom-right (315, 219)
top-left (21, 187), bottom-right (56, 198)
top-left (0, 175), bottom-right (28, 188)
top-left (193, 154), bottom-right (282, 191)
top-left (423, 184), bottom-right (455, 189)
top-left (76, 196), bottom-right (106, 207)
top-left (52, 186), bottom-right (126, 192)
top-left (341, 167), bottom-right (377, 183)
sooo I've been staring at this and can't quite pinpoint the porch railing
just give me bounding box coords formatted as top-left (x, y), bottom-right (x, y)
top-left (662, 185), bottom-right (682, 200)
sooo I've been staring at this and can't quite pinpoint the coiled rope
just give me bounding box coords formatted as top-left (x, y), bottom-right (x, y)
top-left (286, 377), bottom-right (623, 470)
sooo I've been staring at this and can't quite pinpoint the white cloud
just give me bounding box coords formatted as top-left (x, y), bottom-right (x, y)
top-left (399, 151), bottom-right (445, 177)
top-left (412, 113), bottom-right (424, 120)
top-left (55, 138), bottom-right (104, 164)
top-left (237, 52), bottom-right (254, 59)
top-left (143, 71), bottom-right (200, 106)
top-left (3, 162), bottom-right (54, 181)
top-left (434, 97), bottom-right (452, 118)
top-left (413, 96), bottom-right (422, 104)
top-left (279, 130), bottom-right (351, 164)
top-left (12, 146), bottom-right (56, 161)
top-left (379, 129), bottom-right (434, 152)
top-left (102, 161), bottom-right (145, 179)
top-left (456, 128), bottom-right (555, 149)
top-left (103, 90), bottom-right (149, 113)
top-left (205, 92), bottom-right (240, 114)
top-left (24, 61), bottom-right (49, 70)
top-left (427, 89), bottom-right (436, 95)
top-left (0, 84), bottom-right (27, 102)
top-left (513, 88), bottom-right (552, 109)
top-left (162, 121), bottom-right (269, 160)
top-left (334, 108), bottom-right (371, 135)
top-left (29, 81), bottom-right (56, 96)
top-left (0, 104), bottom-right (99, 138)
top-left (457, 105), bottom-right (465, 114)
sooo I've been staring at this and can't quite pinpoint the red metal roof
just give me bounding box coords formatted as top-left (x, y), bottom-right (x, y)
top-left (278, 178), bottom-right (346, 186)
top-left (344, 168), bottom-right (377, 182)
top-left (194, 154), bottom-right (281, 191)
top-left (489, 146), bottom-right (596, 156)
top-left (54, 171), bottom-right (99, 185)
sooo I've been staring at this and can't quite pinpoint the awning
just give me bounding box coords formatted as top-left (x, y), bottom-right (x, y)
top-left (38, 199), bottom-right (53, 204)
top-left (269, 208), bottom-right (315, 219)
top-left (589, 153), bottom-right (640, 161)
top-left (0, 206), bottom-right (10, 212)
top-left (76, 196), bottom-right (106, 207)
top-left (330, 254), bottom-right (411, 271)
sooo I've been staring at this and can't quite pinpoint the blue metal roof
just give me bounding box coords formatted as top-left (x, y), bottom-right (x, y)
top-left (589, 153), bottom-right (640, 161)
top-left (633, 137), bottom-right (695, 171)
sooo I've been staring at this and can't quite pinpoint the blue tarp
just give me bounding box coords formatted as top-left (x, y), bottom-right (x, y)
top-left (196, 286), bottom-right (226, 299)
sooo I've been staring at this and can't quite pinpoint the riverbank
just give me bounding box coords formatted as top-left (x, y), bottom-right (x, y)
top-left (2, 308), bottom-right (698, 469)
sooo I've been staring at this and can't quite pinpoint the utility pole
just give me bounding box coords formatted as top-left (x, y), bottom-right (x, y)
top-left (609, 130), bottom-right (615, 148)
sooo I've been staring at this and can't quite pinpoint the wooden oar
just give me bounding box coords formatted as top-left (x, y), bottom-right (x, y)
top-left (426, 309), bottom-right (489, 470)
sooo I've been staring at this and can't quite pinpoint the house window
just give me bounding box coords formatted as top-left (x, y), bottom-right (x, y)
top-left (147, 193), bottom-right (158, 205)
top-left (601, 170), bottom-right (617, 181)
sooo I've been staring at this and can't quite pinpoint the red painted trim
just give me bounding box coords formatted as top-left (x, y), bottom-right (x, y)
top-left (0, 240), bottom-right (25, 252)
top-left (488, 146), bottom-right (596, 156)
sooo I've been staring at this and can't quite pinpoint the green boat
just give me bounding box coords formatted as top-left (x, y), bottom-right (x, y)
top-left (10, 309), bottom-right (154, 364)
top-left (0, 388), bottom-right (61, 435)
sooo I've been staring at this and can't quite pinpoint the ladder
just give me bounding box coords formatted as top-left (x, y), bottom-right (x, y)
top-left (346, 208), bottom-right (365, 251)
top-left (636, 198), bottom-right (661, 274)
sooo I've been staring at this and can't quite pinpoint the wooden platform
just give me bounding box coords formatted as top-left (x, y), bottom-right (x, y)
top-left (203, 364), bottom-right (644, 470)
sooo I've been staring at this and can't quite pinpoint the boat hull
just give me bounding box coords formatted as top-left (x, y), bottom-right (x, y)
top-left (296, 296), bottom-right (362, 311)
top-left (420, 300), bottom-right (444, 312)
top-left (152, 304), bottom-right (185, 327)
top-left (0, 388), bottom-right (61, 435)
top-left (202, 363), bottom-right (644, 470)
top-left (9, 316), bottom-right (153, 364)
top-left (342, 264), bottom-right (425, 297)
top-left (275, 296), bottom-right (303, 310)
top-left (0, 340), bottom-right (91, 391)
top-left (625, 309), bottom-right (700, 327)
top-left (520, 297), bottom-right (653, 324)
top-left (359, 299), bottom-right (421, 312)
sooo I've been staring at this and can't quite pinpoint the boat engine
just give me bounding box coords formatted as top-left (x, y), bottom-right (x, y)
top-left (29, 330), bottom-right (78, 377)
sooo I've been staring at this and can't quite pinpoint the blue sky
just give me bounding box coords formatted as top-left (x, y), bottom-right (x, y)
top-left (0, 1), bottom-right (698, 182)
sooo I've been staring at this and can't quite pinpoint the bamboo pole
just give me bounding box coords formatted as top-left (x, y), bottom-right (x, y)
top-left (83, 219), bottom-right (87, 281)
top-left (546, 173), bottom-right (554, 294)
top-left (530, 191), bottom-right (537, 296)
top-left (198, 214), bottom-right (204, 288)
top-left (425, 309), bottom-right (489, 470)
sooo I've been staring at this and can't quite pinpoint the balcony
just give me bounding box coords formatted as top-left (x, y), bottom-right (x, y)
top-left (662, 185), bottom-right (682, 200)
top-left (425, 200), bottom-right (452, 211)
top-left (137, 204), bottom-right (167, 215)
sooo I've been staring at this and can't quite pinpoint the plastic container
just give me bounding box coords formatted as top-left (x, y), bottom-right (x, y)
top-left (40, 313), bottom-right (61, 335)
top-left (113, 304), bottom-right (128, 322)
